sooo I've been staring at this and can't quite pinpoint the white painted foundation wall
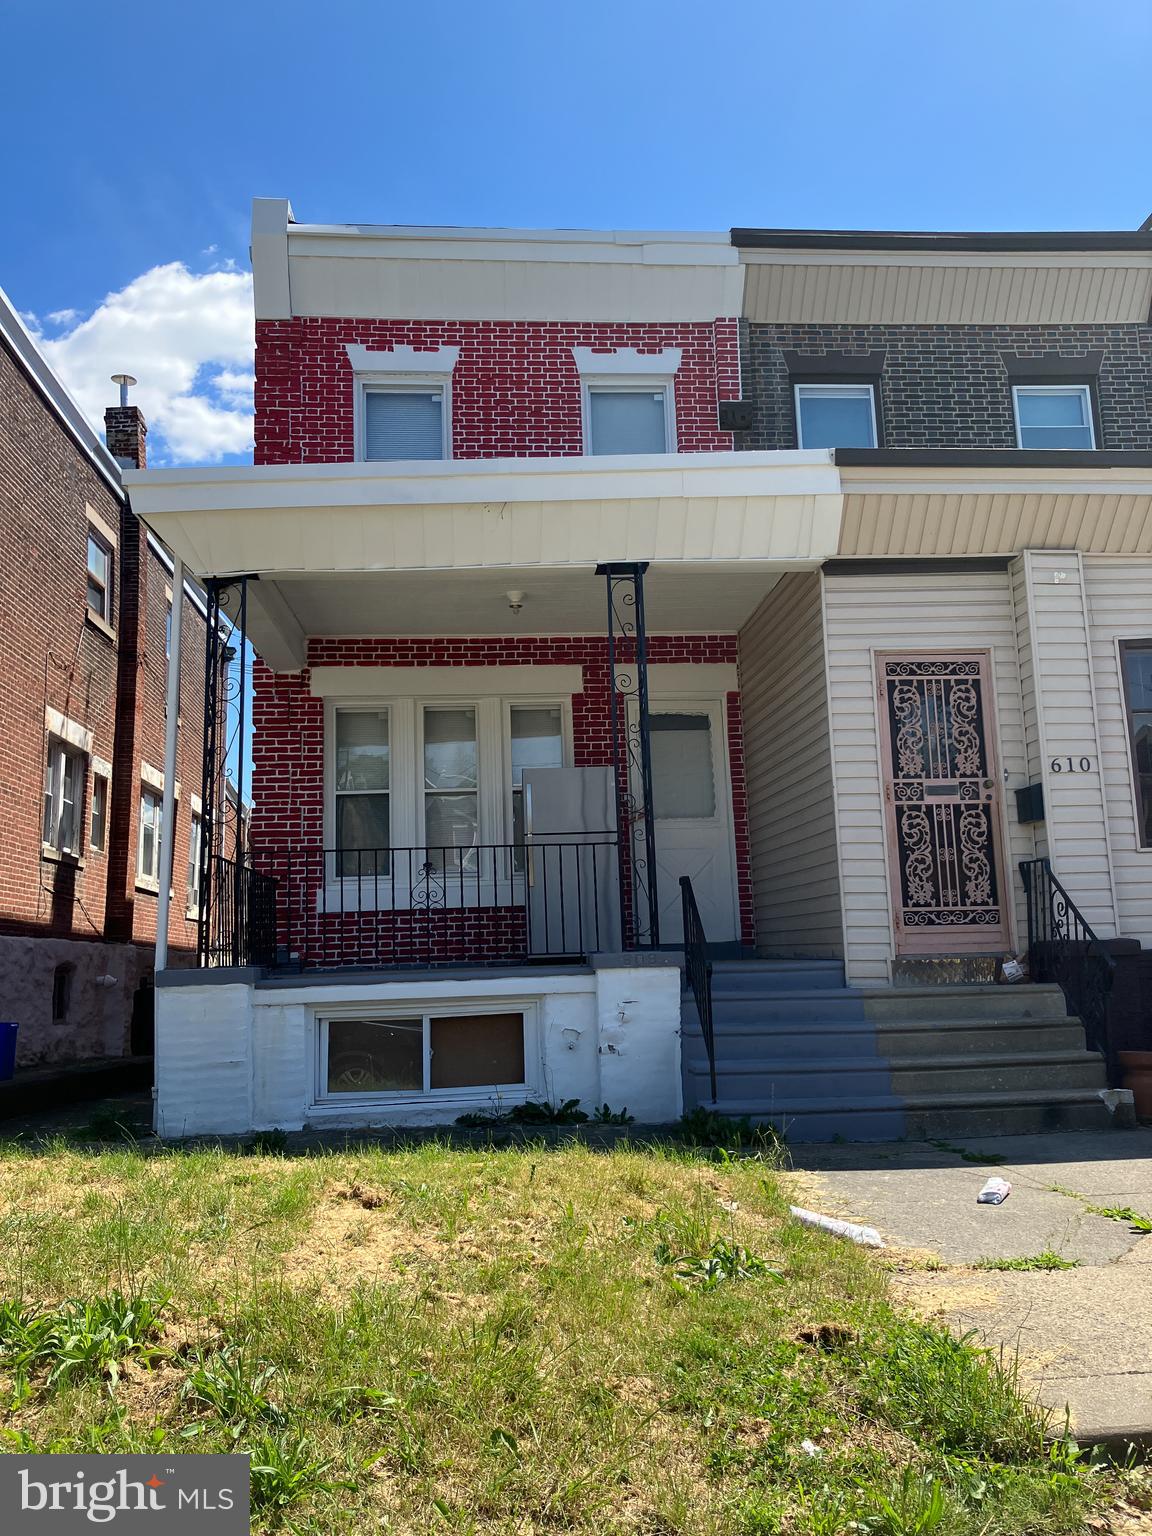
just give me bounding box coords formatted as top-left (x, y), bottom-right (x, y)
top-left (154, 964), bottom-right (683, 1137)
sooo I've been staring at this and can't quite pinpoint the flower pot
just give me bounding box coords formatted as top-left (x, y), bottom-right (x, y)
top-left (1118, 1051), bottom-right (1152, 1121)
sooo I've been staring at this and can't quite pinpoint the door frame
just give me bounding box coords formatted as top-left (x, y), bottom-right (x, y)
top-left (875, 649), bottom-right (1012, 956)
top-left (648, 693), bottom-right (741, 944)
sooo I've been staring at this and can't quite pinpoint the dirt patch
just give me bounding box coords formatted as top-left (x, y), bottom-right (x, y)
top-left (278, 1187), bottom-right (447, 1298)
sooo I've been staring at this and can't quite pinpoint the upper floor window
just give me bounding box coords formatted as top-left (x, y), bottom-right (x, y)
top-left (361, 385), bottom-right (447, 461)
top-left (86, 529), bottom-right (113, 622)
top-left (43, 739), bottom-right (86, 856)
top-left (795, 383), bottom-right (877, 449)
top-left (586, 385), bottom-right (672, 455)
top-left (138, 787), bottom-right (163, 887)
top-left (1012, 385), bottom-right (1095, 450)
top-left (90, 772), bottom-right (109, 854)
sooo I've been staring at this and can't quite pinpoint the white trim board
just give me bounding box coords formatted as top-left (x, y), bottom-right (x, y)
top-left (572, 347), bottom-right (682, 376)
top-left (647, 664), bottom-right (738, 694)
top-left (309, 664), bottom-right (585, 698)
top-left (45, 708), bottom-right (93, 754)
top-left (346, 344), bottom-right (460, 374)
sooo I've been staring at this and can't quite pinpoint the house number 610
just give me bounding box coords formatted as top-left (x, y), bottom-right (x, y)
top-left (1050, 756), bottom-right (1092, 773)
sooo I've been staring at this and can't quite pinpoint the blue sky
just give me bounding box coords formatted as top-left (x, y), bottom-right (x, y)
top-left (4, 0), bottom-right (1150, 465)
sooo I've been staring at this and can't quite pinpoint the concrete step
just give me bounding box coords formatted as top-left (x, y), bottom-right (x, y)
top-left (859, 985), bottom-right (1068, 1022)
top-left (874, 1015), bottom-right (1089, 1058)
top-left (684, 1057), bottom-right (894, 1099)
top-left (700, 991), bottom-right (869, 1024)
top-left (709, 959), bottom-right (846, 992)
top-left (888, 1050), bottom-right (1107, 1097)
top-left (709, 1088), bottom-right (1113, 1142)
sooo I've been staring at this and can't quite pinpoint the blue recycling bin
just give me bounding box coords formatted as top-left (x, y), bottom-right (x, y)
top-left (0, 1023), bottom-right (18, 1081)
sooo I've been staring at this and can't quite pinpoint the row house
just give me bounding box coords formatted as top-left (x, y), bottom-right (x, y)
top-left (0, 288), bottom-right (212, 1070)
top-left (128, 202), bottom-right (1152, 1141)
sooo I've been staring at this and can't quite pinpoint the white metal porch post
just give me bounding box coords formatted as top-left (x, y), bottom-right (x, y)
top-left (155, 555), bottom-right (184, 971)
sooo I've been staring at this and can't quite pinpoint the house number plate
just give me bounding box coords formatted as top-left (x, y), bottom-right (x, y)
top-left (1050, 756), bottom-right (1092, 773)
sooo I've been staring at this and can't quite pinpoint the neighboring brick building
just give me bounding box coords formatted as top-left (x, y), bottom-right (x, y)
top-left (0, 287), bottom-right (209, 1068)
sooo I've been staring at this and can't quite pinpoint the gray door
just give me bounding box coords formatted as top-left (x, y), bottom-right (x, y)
top-left (523, 767), bottom-right (621, 955)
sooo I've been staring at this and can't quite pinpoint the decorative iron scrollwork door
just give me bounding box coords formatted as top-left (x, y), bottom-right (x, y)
top-left (877, 652), bottom-right (1009, 954)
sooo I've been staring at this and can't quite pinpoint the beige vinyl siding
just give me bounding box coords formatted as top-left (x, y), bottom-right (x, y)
top-left (1020, 551), bottom-right (1118, 936)
top-left (740, 254), bottom-right (1152, 327)
top-left (824, 571), bottom-right (1032, 983)
top-left (1009, 556), bottom-right (1049, 861)
top-left (738, 573), bottom-right (842, 957)
top-left (1084, 556), bottom-right (1152, 943)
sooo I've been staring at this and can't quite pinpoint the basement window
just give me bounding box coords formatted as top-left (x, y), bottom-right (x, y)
top-left (1012, 385), bottom-right (1095, 450)
top-left (52, 964), bottom-right (73, 1023)
top-left (320, 1011), bottom-right (527, 1098)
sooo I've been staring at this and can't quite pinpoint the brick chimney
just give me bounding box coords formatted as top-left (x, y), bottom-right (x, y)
top-left (104, 373), bottom-right (147, 468)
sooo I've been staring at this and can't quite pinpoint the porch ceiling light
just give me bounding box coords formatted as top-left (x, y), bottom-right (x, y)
top-left (506, 590), bottom-right (525, 613)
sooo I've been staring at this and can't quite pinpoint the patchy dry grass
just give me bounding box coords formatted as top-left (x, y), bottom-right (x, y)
top-left (0, 1137), bottom-right (1108, 1533)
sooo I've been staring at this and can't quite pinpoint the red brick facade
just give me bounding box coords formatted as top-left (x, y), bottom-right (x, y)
top-left (254, 318), bottom-right (741, 465)
top-left (0, 331), bottom-right (207, 1063)
top-left (252, 635), bottom-right (754, 947)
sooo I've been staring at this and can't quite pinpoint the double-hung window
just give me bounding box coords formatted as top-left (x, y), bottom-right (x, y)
top-left (187, 813), bottom-right (203, 914)
top-left (90, 773), bottom-right (109, 853)
top-left (1012, 385), bottom-right (1095, 450)
top-left (794, 383), bottom-right (878, 449)
top-left (138, 788), bottom-right (162, 885)
top-left (586, 385), bottom-right (672, 454)
top-left (86, 529), bottom-right (113, 622)
top-left (334, 711), bottom-right (390, 876)
top-left (1120, 642), bottom-right (1152, 847)
top-left (43, 741), bottom-right (86, 856)
top-left (330, 699), bottom-right (568, 889)
top-left (423, 707), bottom-right (479, 870)
top-left (362, 385), bottom-right (446, 461)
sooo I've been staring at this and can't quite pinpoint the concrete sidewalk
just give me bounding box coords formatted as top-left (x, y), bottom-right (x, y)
top-left (787, 1129), bottom-right (1152, 1444)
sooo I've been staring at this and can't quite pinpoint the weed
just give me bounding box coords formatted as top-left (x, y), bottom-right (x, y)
top-left (455, 1098), bottom-right (589, 1127)
top-left (675, 1107), bottom-right (783, 1154)
top-left (69, 1108), bottom-right (146, 1144)
top-left (1084, 1203), bottom-right (1152, 1233)
top-left (656, 1234), bottom-right (781, 1292)
top-left (247, 1432), bottom-right (350, 1516)
top-left (975, 1250), bottom-right (1079, 1271)
top-left (182, 1346), bottom-right (287, 1429)
top-left (241, 1129), bottom-right (290, 1156)
top-left (0, 1292), bottom-right (167, 1389)
top-left (928, 1139), bottom-right (1005, 1164)
top-left (590, 1103), bottom-right (634, 1124)
top-left (858, 1468), bottom-right (949, 1535)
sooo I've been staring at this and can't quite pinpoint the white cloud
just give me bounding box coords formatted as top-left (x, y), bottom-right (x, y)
top-left (37, 262), bottom-right (255, 465)
top-left (46, 307), bottom-right (80, 327)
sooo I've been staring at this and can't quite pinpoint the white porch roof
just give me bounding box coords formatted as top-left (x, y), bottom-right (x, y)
top-left (125, 451), bottom-right (844, 670)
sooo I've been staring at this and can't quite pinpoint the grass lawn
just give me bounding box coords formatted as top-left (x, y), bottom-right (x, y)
top-left (0, 1132), bottom-right (1120, 1534)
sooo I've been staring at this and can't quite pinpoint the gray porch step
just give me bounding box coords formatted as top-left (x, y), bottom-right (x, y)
top-left (859, 984), bottom-right (1068, 1022)
top-left (709, 959), bottom-right (846, 993)
top-left (684, 1048), bottom-right (1104, 1099)
top-left (874, 1015), bottom-right (1089, 1057)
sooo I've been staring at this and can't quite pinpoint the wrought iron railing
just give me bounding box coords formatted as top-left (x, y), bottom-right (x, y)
top-left (227, 840), bottom-right (619, 972)
top-left (680, 875), bottom-right (717, 1102)
top-left (204, 854), bottom-right (278, 969)
top-left (1020, 857), bottom-right (1118, 1083)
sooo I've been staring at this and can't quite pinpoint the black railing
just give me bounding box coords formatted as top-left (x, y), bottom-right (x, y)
top-left (230, 840), bottom-right (619, 972)
top-left (1020, 857), bottom-right (1118, 1083)
top-left (205, 854), bottom-right (278, 969)
top-left (680, 875), bottom-right (717, 1102)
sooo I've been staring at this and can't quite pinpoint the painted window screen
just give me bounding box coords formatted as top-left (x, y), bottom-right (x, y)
top-left (1121, 643), bottom-right (1152, 846)
top-left (795, 384), bottom-right (876, 449)
top-left (588, 387), bottom-right (668, 454)
top-left (430, 1013), bottom-right (525, 1088)
top-left (335, 710), bottom-right (390, 876)
top-left (424, 707), bottom-right (478, 868)
top-left (1013, 385), bottom-right (1094, 449)
top-left (651, 713), bottom-right (716, 819)
top-left (363, 388), bottom-right (444, 460)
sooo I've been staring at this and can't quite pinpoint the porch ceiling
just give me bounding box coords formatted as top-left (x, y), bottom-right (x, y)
top-left (125, 452), bottom-right (842, 670)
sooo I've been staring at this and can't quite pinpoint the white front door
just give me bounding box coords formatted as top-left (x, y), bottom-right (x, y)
top-left (649, 699), bottom-right (739, 944)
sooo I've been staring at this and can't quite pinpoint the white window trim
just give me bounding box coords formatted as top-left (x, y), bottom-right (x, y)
top-left (323, 694), bottom-right (572, 907)
top-left (580, 376), bottom-right (677, 456)
top-left (45, 708), bottom-right (93, 756)
top-left (1011, 383), bottom-right (1096, 450)
top-left (351, 346), bottom-right (458, 464)
top-left (136, 785), bottom-right (164, 891)
top-left (312, 998), bottom-right (540, 1109)
top-left (794, 382), bottom-right (878, 450)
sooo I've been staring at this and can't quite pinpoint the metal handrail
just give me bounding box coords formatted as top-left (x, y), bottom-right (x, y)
top-left (680, 875), bottom-right (717, 1102)
top-left (205, 854), bottom-right (278, 969)
top-left (1019, 857), bottom-right (1118, 1084)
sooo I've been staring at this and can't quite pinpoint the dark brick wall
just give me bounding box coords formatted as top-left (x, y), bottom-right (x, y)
top-left (737, 321), bottom-right (1152, 450)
